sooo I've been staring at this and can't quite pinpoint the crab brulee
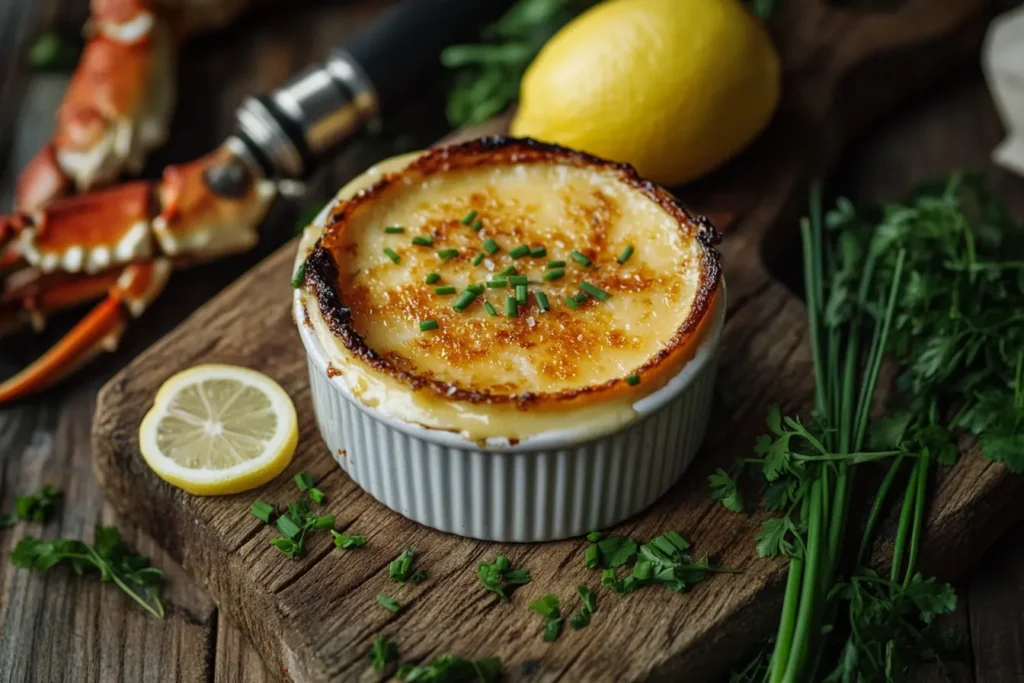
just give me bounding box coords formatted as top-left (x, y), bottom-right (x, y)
top-left (296, 137), bottom-right (722, 443)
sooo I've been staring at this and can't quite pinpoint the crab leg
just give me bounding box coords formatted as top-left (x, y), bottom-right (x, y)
top-left (0, 259), bottom-right (171, 403)
top-left (16, 0), bottom-right (176, 210)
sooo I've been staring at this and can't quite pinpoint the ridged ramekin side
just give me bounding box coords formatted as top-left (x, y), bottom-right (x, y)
top-left (306, 353), bottom-right (716, 542)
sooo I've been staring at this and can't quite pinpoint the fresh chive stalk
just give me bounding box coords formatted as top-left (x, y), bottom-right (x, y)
top-left (484, 301), bottom-right (498, 316)
top-left (384, 225), bottom-right (404, 234)
top-left (534, 291), bottom-right (550, 312)
top-left (570, 250), bottom-right (592, 267)
top-left (412, 236), bottom-right (433, 247)
top-left (508, 275), bottom-right (528, 286)
top-left (419, 319), bottom-right (439, 332)
top-left (438, 248), bottom-right (459, 261)
top-left (383, 248), bottom-right (400, 264)
top-left (486, 279), bottom-right (507, 288)
top-left (290, 263), bottom-right (306, 288)
top-left (434, 285), bottom-right (457, 295)
top-left (565, 295), bottom-right (579, 310)
top-left (579, 282), bottom-right (610, 301)
top-left (505, 296), bottom-right (518, 318)
top-left (453, 290), bottom-right (478, 312)
top-left (617, 245), bottom-right (634, 264)
top-left (530, 246), bottom-right (547, 258)
top-left (547, 260), bottom-right (566, 269)
top-left (509, 244), bottom-right (531, 259)
top-left (472, 252), bottom-right (485, 266)
top-left (515, 284), bottom-right (528, 304)
top-left (483, 238), bottom-right (500, 255)
top-left (543, 269), bottom-right (565, 282)
top-left (499, 265), bottom-right (516, 277)
top-left (460, 210), bottom-right (478, 225)
top-left (425, 272), bottom-right (441, 284)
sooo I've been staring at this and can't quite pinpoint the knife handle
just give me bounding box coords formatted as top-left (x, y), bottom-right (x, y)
top-left (343, 0), bottom-right (510, 106)
top-left (230, 0), bottom-right (512, 180)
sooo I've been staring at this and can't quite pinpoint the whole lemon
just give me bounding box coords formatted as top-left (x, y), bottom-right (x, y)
top-left (511, 0), bottom-right (780, 186)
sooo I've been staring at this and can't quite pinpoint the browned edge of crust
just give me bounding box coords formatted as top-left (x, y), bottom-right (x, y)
top-left (302, 136), bottom-right (722, 408)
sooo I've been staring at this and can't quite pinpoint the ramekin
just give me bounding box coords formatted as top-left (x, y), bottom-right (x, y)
top-left (294, 288), bottom-right (724, 542)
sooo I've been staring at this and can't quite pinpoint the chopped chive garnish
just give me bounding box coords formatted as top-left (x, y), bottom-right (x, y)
top-left (438, 248), bottom-right (459, 261)
top-left (499, 265), bottom-right (517, 277)
top-left (453, 290), bottom-right (478, 312)
top-left (332, 531), bottom-right (366, 549)
top-left (383, 247), bottom-right (400, 264)
top-left (509, 244), bottom-right (531, 259)
top-left (290, 263), bottom-right (306, 288)
top-left (308, 488), bottom-right (326, 504)
top-left (377, 594), bottom-right (401, 613)
top-left (575, 293), bottom-right (588, 303)
top-left (472, 219), bottom-right (483, 231)
top-left (505, 296), bottom-right (518, 318)
top-left (250, 500), bottom-right (274, 523)
top-left (486, 279), bottom-right (507, 288)
top-left (530, 246), bottom-right (547, 258)
top-left (484, 301), bottom-right (498, 316)
top-left (617, 245), bottom-right (635, 264)
top-left (516, 284), bottom-right (528, 304)
top-left (483, 238), bottom-right (500, 255)
top-left (420, 319), bottom-right (439, 332)
top-left (412, 235), bottom-right (433, 247)
top-left (294, 473), bottom-right (313, 491)
top-left (543, 269), bottom-right (565, 282)
top-left (425, 272), bottom-right (440, 284)
top-left (466, 284), bottom-right (485, 295)
top-left (460, 210), bottom-right (478, 225)
top-left (547, 260), bottom-right (566, 269)
top-left (435, 285), bottom-right (457, 295)
top-left (472, 252), bottom-right (485, 266)
top-left (570, 250), bottom-right (592, 267)
top-left (276, 514), bottom-right (303, 540)
top-left (384, 225), bottom-right (404, 234)
top-left (580, 282), bottom-right (611, 301)
top-left (534, 291), bottom-right (550, 312)
top-left (565, 295), bottom-right (579, 310)
top-left (626, 374), bottom-right (641, 386)
top-left (313, 514), bottom-right (335, 529)
top-left (508, 275), bottom-right (528, 286)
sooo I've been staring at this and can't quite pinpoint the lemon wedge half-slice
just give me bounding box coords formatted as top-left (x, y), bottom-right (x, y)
top-left (139, 364), bottom-right (298, 495)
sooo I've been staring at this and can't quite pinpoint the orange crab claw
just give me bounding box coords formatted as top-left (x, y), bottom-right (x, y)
top-left (0, 259), bottom-right (169, 403)
top-left (15, 144), bottom-right (73, 211)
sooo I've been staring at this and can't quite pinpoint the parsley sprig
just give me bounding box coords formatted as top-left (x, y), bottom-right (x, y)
top-left (11, 525), bottom-right (165, 618)
top-left (396, 653), bottom-right (502, 682)
top-left (477, 555), bottom-right (530, 600)
top-left (0, 484), bottom-right (61, 528)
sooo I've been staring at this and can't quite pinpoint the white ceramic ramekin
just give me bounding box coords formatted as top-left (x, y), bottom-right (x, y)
top-left (294, 289), bottom-right (724, 543)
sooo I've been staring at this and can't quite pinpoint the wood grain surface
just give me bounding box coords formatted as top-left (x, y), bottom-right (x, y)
top-left (87, 1), bottom-right (1024, 682)
top-left (2, 0), bottom-right (1023, 681)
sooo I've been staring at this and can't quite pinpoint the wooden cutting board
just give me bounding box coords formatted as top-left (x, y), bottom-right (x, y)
top-left (92, 1), bottom-right (1017, 681)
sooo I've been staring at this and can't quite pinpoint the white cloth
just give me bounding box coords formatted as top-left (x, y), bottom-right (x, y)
top-left (984, 6), bottom-right (1024, 177)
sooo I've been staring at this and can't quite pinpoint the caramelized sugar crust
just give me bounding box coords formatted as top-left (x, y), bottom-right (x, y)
top-left (304, 137), bottom-right (721, 408)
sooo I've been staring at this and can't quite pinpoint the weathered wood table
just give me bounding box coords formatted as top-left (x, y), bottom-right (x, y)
top-left (0, 1), bottom-right (1022, 681)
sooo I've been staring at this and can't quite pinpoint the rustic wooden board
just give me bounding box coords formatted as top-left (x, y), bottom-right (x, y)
top-left (89, 1), bottom-right (1023, 681)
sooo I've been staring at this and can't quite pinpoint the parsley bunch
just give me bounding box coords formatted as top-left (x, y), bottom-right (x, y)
top-left (11, 525), bottom-right (165, 618)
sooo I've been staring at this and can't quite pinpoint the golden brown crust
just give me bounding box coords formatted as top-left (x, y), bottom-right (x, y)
top-left (303, 136), bottom-right (721, 408)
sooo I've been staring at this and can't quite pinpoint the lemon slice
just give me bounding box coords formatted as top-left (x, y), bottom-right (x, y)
top-left (139, 364), bottom-right (298, 495)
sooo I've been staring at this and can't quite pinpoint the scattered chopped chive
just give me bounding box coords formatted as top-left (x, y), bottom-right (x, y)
top-left (534, 291), bottom-right (550, 312)
top-left (425, 272), bottom-right (440, 284)
top-left (529, 593), bottom-right (561, 620)
top-left (294, 473), bottom-right (313, 492)
top-left (587, 531), bottom-right (603, 542)
top-left (516, 284), bottom-right (528, 304)
top-left (575, 293), bottom-right (588, 303)
top-left (617, 245), bottom-right (635, 264)
top-left (460, 209), bottom-right (478, 225)
top-left (383, 247), bottom-right (400, 264)
top-left (453, 290), bottom-right (478, 312)
top-left (484, 301), bottom-right (498, 316)
top-left (331, 531), bottom-right (366, 549)
top-left (308, 488), bottom-right (326, 504)
top-left (565, 295), bottom-right (579, 310)
top-left (377, 594), bottom-right (401, 613)
top-left (486, 279), bottom-right (507, 288)
top-left (483, 238), bottom-right (500, 255)
top-left (505, 296), bottom-right (518, 318)
top-left (412, 235), bottom-right (433, 247)
top-left (508, 275), bottom-right (528, 286)
top-left (578, 585), bottom-right (597, 612)
top-left (580, 282), bottom-right (611, 301)
top-left (384, 225), bottom-right (405, 234)
top-left (438, 248), bottom-right (459, 261)
top-left (544, 618), bottom-right (565, 642)
top-left (530, 246), bottom-right (547, 258)
top-left (434, 285), bottom-right (457, 295)
top-left (313, 514), bottom-right (335, 529)
top-left (369, 636), bottom-right (398, 672)
top-left (472, 252), bottom-right (485, 266)
top-left (543, 268), bottom-right (565, 282)
top-left (499, 265), bottom-right (517, 277)
top-left (411, 570), bottom-right (427, 584)
top-left (584, 544), bottom-right (599, 568)
top-left (547, 260), bottom-right (566, 269)
top-left (472, 219), bottom-right (483, 231)
top-left (626, 374), bottom-right (641, 386)
top-left (570, 250), bottom-right (592, 267)
top-left (509, 244), bottom-right (531, 259)
top-left (276, 514), bottom-right (303, 541)
top-left (496, 556), bottom-right (511, 572)
top-left (419, 319), bottom-right (439, 332)
top-left (290, 263), bottom-right (306, 288)
top-left (389, 549), bottom-right (415, 582)
top-left (570, 612), bottom-right (591, 630)
top-left (466, 284), bottom-right (485, 295)
top-left (250, 500), bottom-right (274, 523)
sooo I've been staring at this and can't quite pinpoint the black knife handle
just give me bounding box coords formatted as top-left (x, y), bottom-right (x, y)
top-left (343, 0), bottom-right (511, 108)
top-left (231, 0), bottom-right (512, 180)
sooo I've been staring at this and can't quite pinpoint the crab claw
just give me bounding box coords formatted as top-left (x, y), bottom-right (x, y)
top-left (0, 259), bottom-right (170, 403)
